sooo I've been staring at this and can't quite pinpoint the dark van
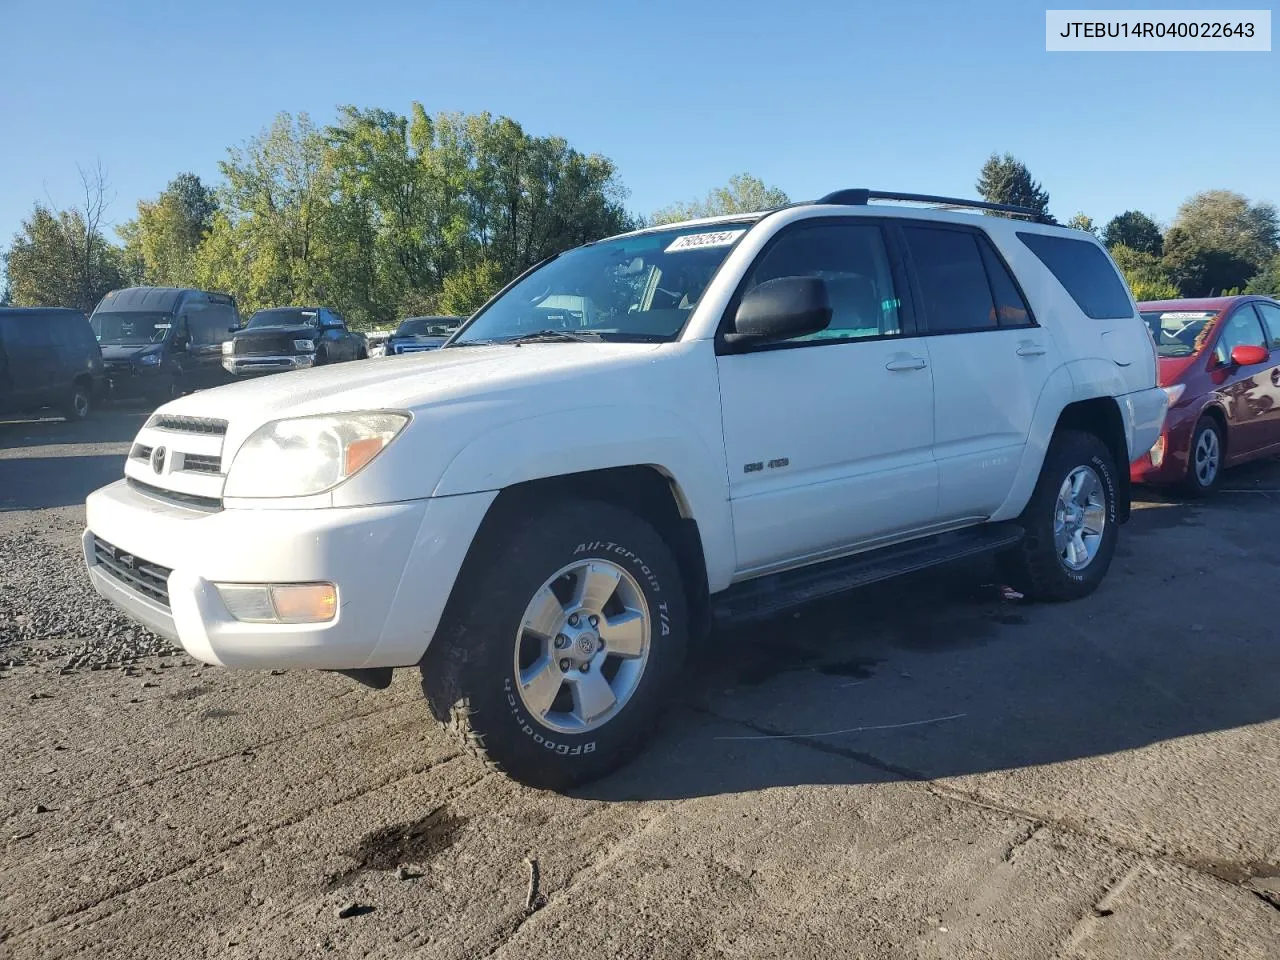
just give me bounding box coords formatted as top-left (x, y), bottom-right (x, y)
top-left (0, 307), bottom-right (105, 421)
top-left (89, 287), bottom-right (241, 401)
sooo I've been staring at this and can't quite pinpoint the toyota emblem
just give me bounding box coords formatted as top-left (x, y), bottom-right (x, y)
top-left (150, 446), bottom-right (167, 475)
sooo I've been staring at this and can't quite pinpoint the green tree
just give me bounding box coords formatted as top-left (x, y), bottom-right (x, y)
top-left (1162, 225), bottom-right (1259, 296)
top-left (1101, 211), bottom-right (1163, 256)
top-left (1066, 212), bottom-right (1096, 235)
top-left (650, 173), bottom-right (789, 225)
top-left (1246, 253), bottom-right (1280, 296)
top-left (194, 112), bottom-right (336, 313)
top-left (4, 164), bottom-right (125, 311)
top-left (1171, 190), bottom-right (1278, 270)
top-left (1109, 243), bottom-right (1179, 301)
top-left (118, 173), bottom-right (218, 287)
top-left (975, 153), bottom-right (1052, 221)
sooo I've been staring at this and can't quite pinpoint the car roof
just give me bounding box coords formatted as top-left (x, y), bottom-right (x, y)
top-left (1137, 295), bottom-right (1255, 313)
top-left (0, 306), bottom-right (85, 319)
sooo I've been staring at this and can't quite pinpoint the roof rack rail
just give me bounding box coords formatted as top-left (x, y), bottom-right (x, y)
top-left (815, 189), bottom-right (1051, 223)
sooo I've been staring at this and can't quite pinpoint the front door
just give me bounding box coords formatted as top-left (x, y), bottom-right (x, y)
top-left (896, 222), bottom-right (1058, 520)
top-left (1247, 300), bottom-right (1280, 452)
top-left (1213, 303), bottom-right (1279, 460)
top-left (716, 218), bottom-right (938, 575)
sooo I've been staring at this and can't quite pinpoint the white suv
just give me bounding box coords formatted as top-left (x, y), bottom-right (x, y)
top-left (83, 189), bottom-right (1167, 788)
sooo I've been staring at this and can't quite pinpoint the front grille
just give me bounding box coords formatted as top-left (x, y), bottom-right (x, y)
top-left (130, 443), bottom-right (152, 462)
top-left (128, 477), bottom-right (222, 512)
top-left (92, 535), bottom-right (171, 608)
top-left (182, 453), bottom-right (221, 474)
top-left (234, 334), bottom-right (297, 356)
top-left (147, 415), bottom-right (228, 436)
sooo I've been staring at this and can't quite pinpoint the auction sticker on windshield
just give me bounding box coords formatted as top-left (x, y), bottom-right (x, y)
top-left (665, 230), bottom-right (746, 253)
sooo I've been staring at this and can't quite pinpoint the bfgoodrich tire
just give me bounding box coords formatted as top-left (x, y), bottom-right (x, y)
top-left (999, 430), bottom-right (1120, 603)
top-left (421, 499), bottom-right (688, 789)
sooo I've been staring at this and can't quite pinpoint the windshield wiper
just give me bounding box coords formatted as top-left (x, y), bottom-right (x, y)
top-left (502, 329), bottom-right (603, 344)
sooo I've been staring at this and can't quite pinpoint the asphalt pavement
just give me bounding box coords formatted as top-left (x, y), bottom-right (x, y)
top-left (2, 407), bottom-right (1278, 959)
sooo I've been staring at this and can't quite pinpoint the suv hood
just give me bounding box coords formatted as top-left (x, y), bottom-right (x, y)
top-left (161, 342), bottom-right (663, 428)
top-left (100, 343), bottom-right (160, 361)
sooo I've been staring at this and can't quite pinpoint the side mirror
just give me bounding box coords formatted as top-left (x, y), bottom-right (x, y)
top-left (1231, 344), bottom-right (1269, 366)
top-left (724, 276), bottom-right (832, 347)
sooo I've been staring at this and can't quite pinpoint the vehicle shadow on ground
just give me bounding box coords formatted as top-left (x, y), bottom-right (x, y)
top-left (0, 454), bottom-right (128, 511)
top-left (0, 407), bottom-right (150, 450)
top-left (580, 495), bottom-right (1280, 802)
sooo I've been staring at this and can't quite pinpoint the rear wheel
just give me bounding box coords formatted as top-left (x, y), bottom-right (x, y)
top-left (61, 382), bottom-right (92, 421)
top-left (421, 499), bottom-right (687, 789)
top-left (1180, 417), bottom-right (1224, 498)
top-left (999, 430), bottom-right (1119, 602)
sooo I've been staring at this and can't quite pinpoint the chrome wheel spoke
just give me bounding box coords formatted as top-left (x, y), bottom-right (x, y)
top-left (599, 609), bottom-right (646, 658)
top-left (573, 562), bottom-right (621, 613)
top-left (1053, 522), bottom-right (1071, 555)
top-left (519, 657), bottom-right (563, 717)
top-left (523, 586), bottom-right (565, 639)
top-left (571, 670), bottom-right (617, 723)
top-left (1082, 503), bottom-right (1106, 535)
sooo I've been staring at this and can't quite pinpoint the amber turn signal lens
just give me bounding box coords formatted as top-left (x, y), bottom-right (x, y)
top-left (270, 583), bottom-right (338, 623)
top-left (344, 437), bottom-right (386, 477)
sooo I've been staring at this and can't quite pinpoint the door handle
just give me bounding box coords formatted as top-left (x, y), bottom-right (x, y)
top-left (1016, 343), bottom-right (1047, 357)
top-left (885, 357), bottom-right (927, 372)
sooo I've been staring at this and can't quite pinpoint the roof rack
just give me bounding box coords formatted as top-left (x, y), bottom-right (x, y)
top-left (814, 189), bottom-right (1051, 223)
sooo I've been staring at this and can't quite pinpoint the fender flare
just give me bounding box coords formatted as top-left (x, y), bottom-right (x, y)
top-left (430, 405), bottom-right (737, 592)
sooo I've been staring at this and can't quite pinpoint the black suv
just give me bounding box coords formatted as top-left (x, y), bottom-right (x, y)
top-left (0, 307), bottom-right (105, 421)
top-left (89, 287), bottom-right (241, 401)
top-left (223, 306), bottom-right (365, 376)
top-left (385, 315), bottom-right (464, 355)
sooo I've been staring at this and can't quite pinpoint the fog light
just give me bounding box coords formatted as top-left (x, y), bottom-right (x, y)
top-left (271, 583), bottom-right (338, 623)
top-left (1149, 435), bottom-right (1167, 468)
top-left (215, 582), bottom-right (337, 624)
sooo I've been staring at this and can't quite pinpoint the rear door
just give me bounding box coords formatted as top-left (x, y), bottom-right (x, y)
top-left (898, 221), bottom-right (1059, 520)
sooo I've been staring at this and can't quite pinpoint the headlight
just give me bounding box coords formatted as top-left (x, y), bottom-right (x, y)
top-left (293, 339), bottom-right (315, 352)
top-left (223, 412), bottom-right (409, 498)
top-left (137, 352), bottom-right (161, 366)
top-left (222, 341), bottom-right (235, 355)
top-left (1162, 384), bottom-right (1186, 406)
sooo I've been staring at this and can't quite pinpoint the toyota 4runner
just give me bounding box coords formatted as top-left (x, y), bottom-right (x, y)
top-left (83, 189), bottom-right (1167, 789)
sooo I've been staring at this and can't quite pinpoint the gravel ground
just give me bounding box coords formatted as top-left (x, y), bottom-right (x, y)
top-left (2, 407), bottom-right (1279, 960)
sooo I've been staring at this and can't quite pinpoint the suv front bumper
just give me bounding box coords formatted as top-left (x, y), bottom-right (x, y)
top-left (222, 355), bottom-right (315, 376)
top-left (84, 479), bottom-right (495, 670)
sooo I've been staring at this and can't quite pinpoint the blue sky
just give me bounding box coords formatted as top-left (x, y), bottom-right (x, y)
top-left (1, 0), bottom-right (1276, 257)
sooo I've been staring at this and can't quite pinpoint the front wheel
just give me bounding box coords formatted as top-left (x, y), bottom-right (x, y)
top-left (999, 430), bottom-right (1119, 602)
top-left (421, 499), bottom-right (687, 789)
top-left (1180, 417), bottom-right (1224, 498)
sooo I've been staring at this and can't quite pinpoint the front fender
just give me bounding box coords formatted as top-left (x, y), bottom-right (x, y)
top-left (431, 406), bottom-right (737, 592)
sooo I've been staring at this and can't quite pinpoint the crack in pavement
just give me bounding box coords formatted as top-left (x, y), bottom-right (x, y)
top-left (695, 704), bottom-right (1280, 925)
top-left (5, 751), bottom-right (475, 944)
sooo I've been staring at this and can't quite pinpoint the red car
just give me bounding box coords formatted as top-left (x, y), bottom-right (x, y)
top-left (1132, 295), bottom-right (1280, 495)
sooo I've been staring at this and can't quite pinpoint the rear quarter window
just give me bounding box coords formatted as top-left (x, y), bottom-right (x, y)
top-left (1017, 232), bottom-right (1133, 320)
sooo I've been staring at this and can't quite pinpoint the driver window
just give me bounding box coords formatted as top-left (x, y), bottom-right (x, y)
top-left (740, 222), bottom-right (901, 344)
top-left (1214, 307), bottom-right (1267, 365)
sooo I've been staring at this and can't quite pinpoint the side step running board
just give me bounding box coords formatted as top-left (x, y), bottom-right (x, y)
top-left (711, 522), bottom-right (1025, 629)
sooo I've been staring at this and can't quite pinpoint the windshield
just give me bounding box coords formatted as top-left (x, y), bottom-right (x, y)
top-left (396, 317), bottom-right (460, 337)
top-left (247, 308), bottom-right (318, 329)
top-left (90, 311), bottom-right (173, 345)
top-left (1142, 310), bottom-right (1219, 358)
top-left (451, 223), bottom-right (753, 345)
